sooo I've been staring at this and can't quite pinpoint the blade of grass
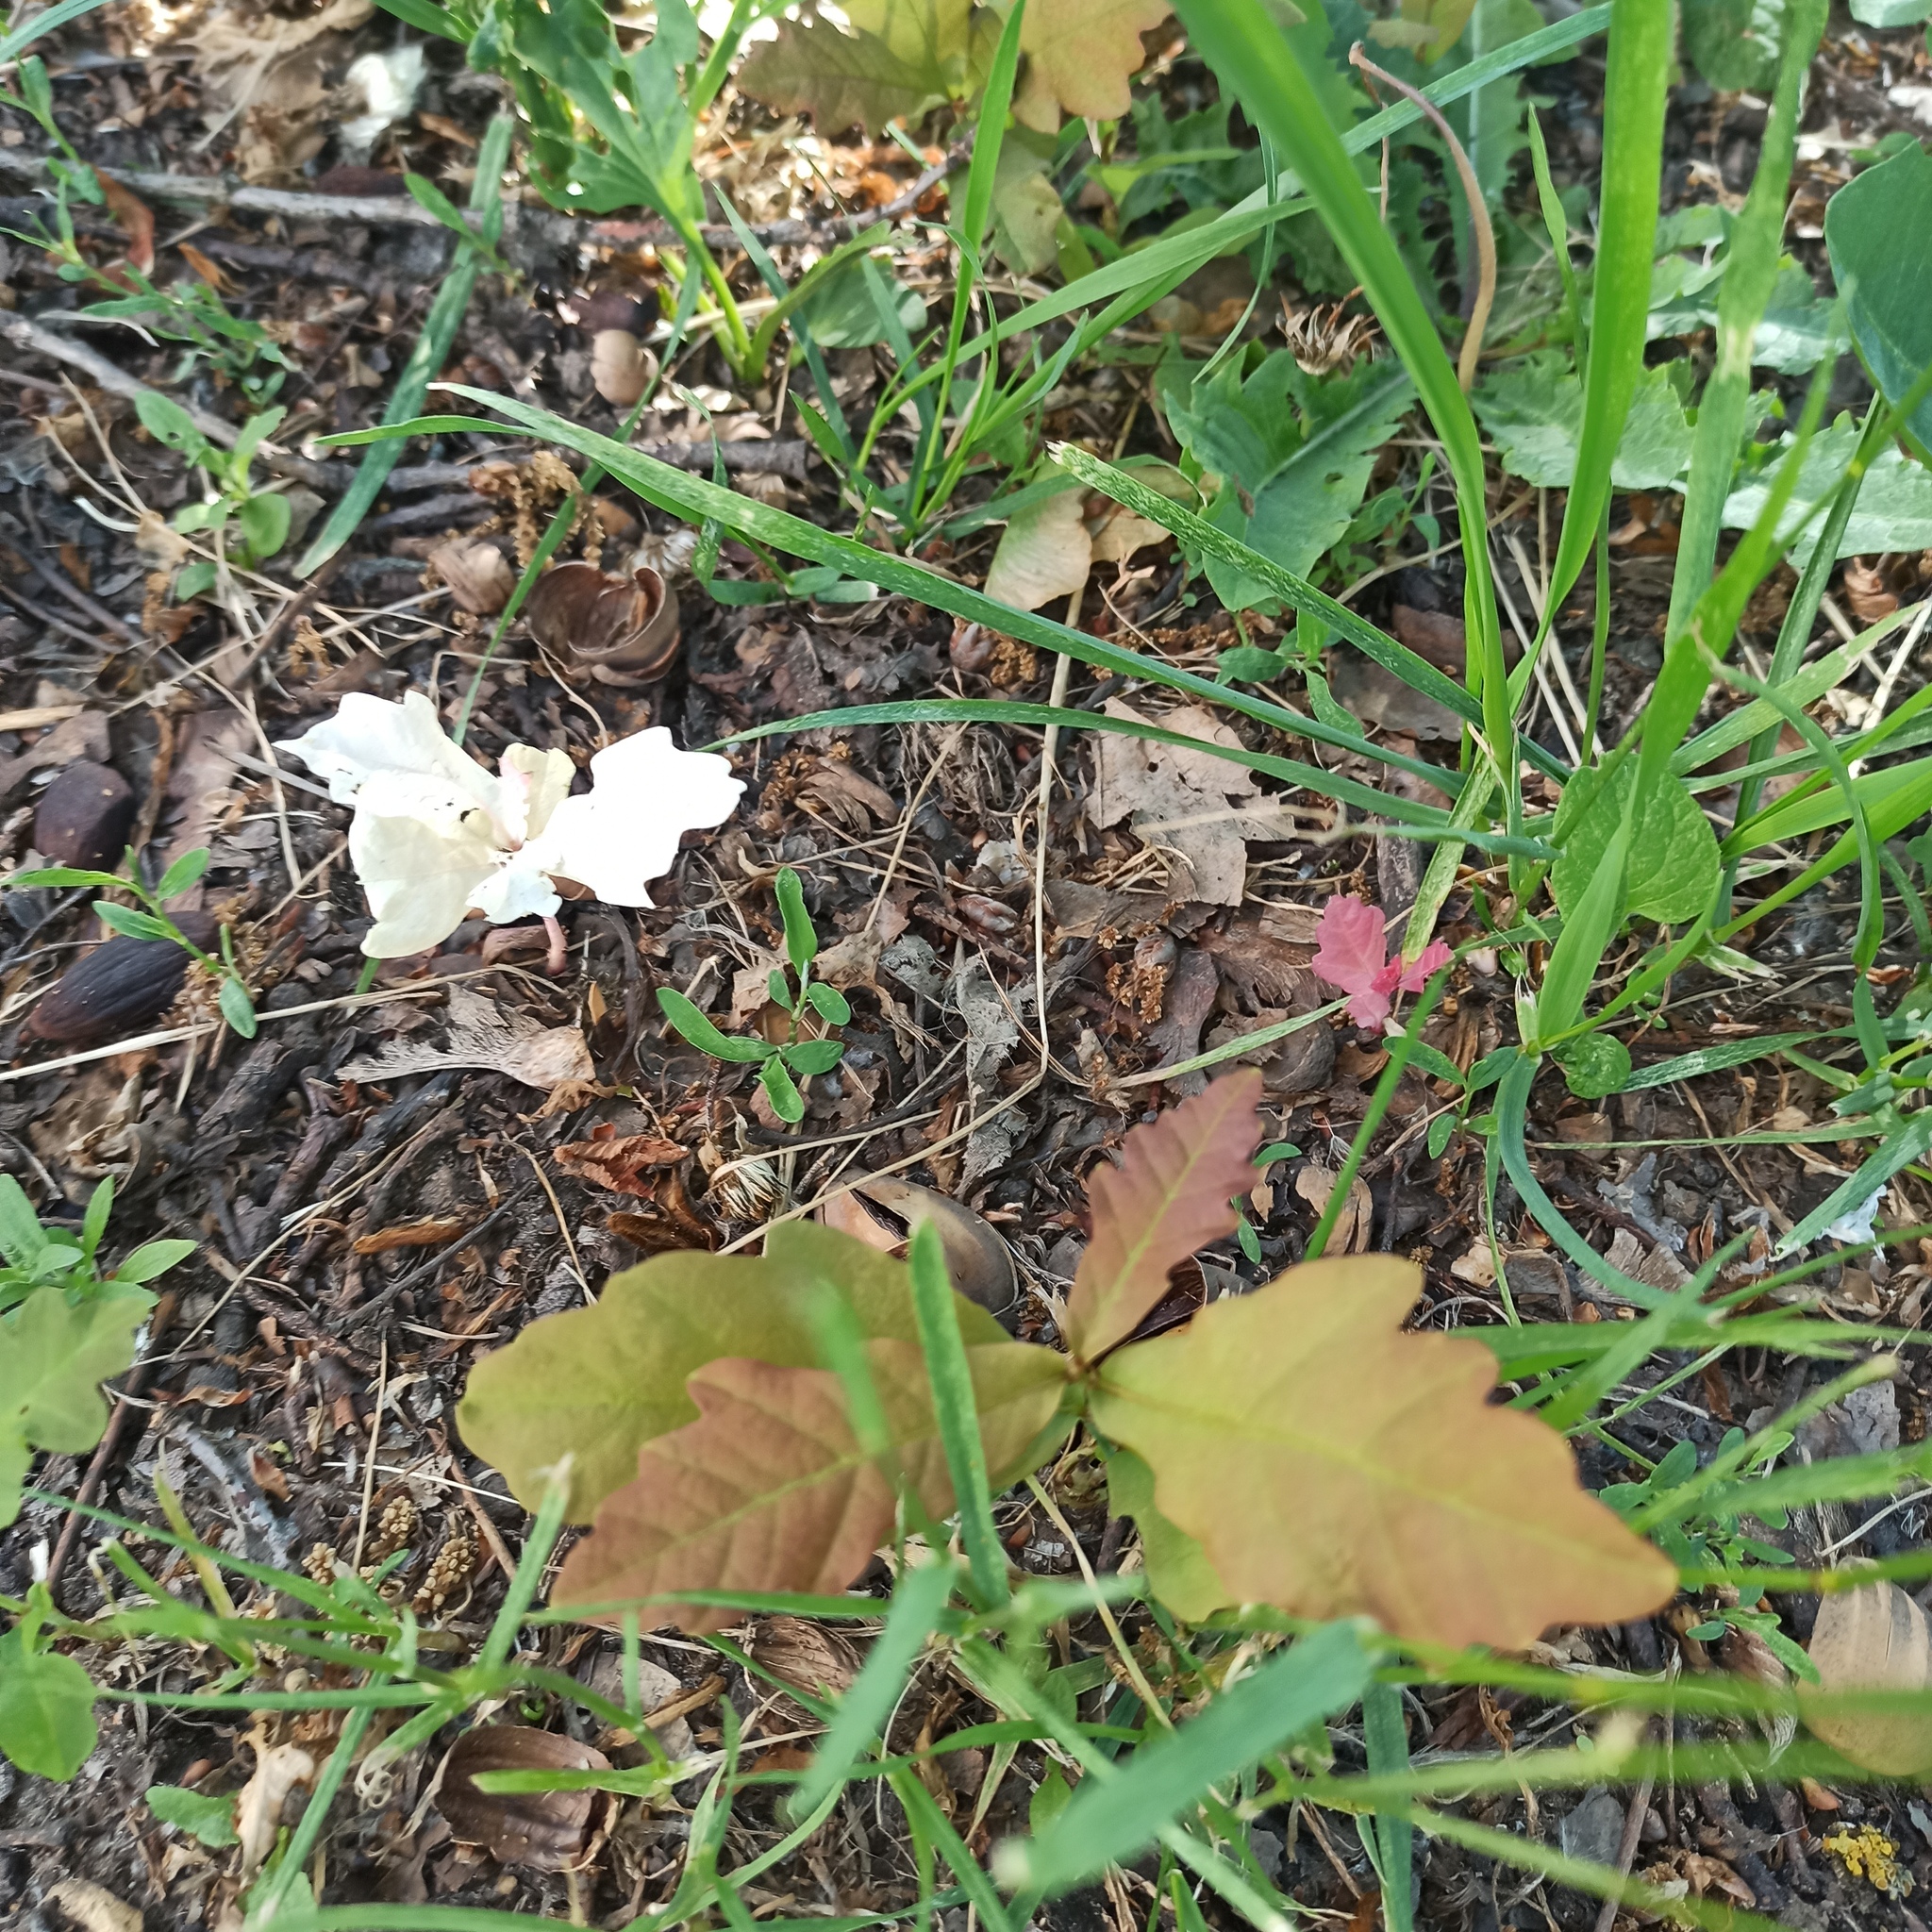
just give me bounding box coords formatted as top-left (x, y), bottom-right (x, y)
top-left (1174, 0), bottom-right (1512, 808)
top-left (1667, 0), bottom-right (1826, 636)
top-left (295, 112), bottom-right (511, 574)
top-left (907, 1223), bottom-right (1007, 1607)
top-left (1541, 0), bottom-right (1670, 619)
top-left (788, 1557), bottom-right (958, 1822)
top-left (1362, 1676), bottom-right (1414, 1932)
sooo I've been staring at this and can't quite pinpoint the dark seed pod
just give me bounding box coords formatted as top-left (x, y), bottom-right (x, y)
top-left (525, 561), bottom-right (680, 677)
top-left (34, 762), bottom-right (134, 871)
top-left (28, 910), bottom-right (220, 1043)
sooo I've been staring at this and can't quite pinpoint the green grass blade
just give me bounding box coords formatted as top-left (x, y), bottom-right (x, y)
top-left (907, 1224), bottom-right (1007, 1607)
top-left (1543, 0), bottom-right (1670, 616)
top-left (1532, 820), bottom-right (1629, 1040)
top-left (295, 113), bottom-right (512, 575)
top-left (1006, 1621), bottom-right (1372, 1895)
top-left (789, 1558), bottom-right (958, 1822)
top-left (0, 0), bottom-right (118, 63)
top-left (1174, 0), bottom-right (1511, 796)
top-left (1668, 0), bottom-right (1825, 635)
top-left (1363, 1676), bottom-right (1414, 1932)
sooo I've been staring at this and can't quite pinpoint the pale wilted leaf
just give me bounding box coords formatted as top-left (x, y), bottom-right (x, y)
top-left (1091, 1257), bottom-right (1676, 1648)
top-left (552, 1339), bottom-right (1069, 1630)
top-left (339, 986), bottom-right (593, 1092)
top-left (983, 488), bottom-right (1091, 611)
top-left (1801, 1581), bottom-right (1932, 1775)
top-left (1014, 0), bottom-right (1172, 131)
top-left (458, 1224), bottom-right (1011, 1523)
top-left (1065, 1071), bottom-right (1262, 1363)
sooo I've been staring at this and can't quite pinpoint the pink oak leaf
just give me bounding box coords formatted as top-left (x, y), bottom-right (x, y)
top-left (1311, 895), bottom-right (1453, 1030)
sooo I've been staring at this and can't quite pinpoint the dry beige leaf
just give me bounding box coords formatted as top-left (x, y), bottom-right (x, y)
top-left (1014, 0), bottom-right (1172, 131)
top-left (43, 1882), bottom-right (142, 1932)
top-left (236, 1736), bottom-right (317, 1877)
top-left (1294, 1165), bottom-right (1373, 1253)
top-left (340, 985), bottom-right (594, 1091)
top-left (1801, 1580), bottom-right (1932, 1775)
top-left (1087, 501), bottom-right (1170, 563)
top-left (750, 1615), bottom-right (865, 1701)
top-left (1091, 700), bottom-right (1285, 907)
top-left (430, 538), bottom-right (515, 615)
top-left (591, 328), bottom-right (656, 406)
top-left (984, 490), bottom-right (1091, 611)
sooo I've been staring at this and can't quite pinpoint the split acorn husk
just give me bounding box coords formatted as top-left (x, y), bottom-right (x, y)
top-left (817, 1175), bottom-right (1020, 1327)
top-left (525, 560), bottom-right (680, 679)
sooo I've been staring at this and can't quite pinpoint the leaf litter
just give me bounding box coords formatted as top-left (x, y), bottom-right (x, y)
top-left (3, 3), bottom-right (1932, 1927)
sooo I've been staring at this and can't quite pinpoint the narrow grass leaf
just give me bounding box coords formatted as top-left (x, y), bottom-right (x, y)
top-left (789, 1557), bottom-right (958, 1821)
top-left (908, 1223), bottom-right (1010, 1606)
top-left (1008, 1621), bottom-right (1371, 1894)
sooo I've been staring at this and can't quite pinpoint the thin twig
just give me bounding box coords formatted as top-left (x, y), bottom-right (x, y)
top-left (1350, 45), bottom-right (1497, 391)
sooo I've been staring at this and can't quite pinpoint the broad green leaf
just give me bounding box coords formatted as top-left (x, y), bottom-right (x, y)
top-left (458, 1224), bottom-right (1012, 1522)
top-left (1849, 0), bottom-right (1932, 21)
top-left (217, 975), bottom-right (258, 1039)
top-left (147, 1783), bottom-right (239, 1845)
top-left (1554, 1032), bottom-right (1632, 1100)
top-left (779, 1040), bottom-right (844, 1077)
top-left (0, 1176), bottom-right (47, 1269)
top-left (1472, 353), bottom-right (1691, 490)
top-left (794, 255), bottom-right (927, 348)
top-left (1006, 1621), bottom-right (1372, 1895)
top-left (990, 139), bottom-right (1062, 275)
top-left (1090, 1257), bottom-right (1675, 1648)
top-left (807, 982), bottom-right (852, 1025)
top-left (0, 1288), bottom-right (147, 1527)
top-left (1826, 121), bottom-right (1932, 459)
top-left (0, 1630), bottom-right (95, 1779)
top-left (1681, 0), bottom-right (1781, 90)
top-left (133, 387), bottom-right (205, 457)
top-left (235, 491), bottom-right (290, 561)
top-left (1550, 762), bottom-right (1719, 924)
top-left (774, 867), bottom-right (817, 972)
top-left (1723, 422), bottom-right (1932, 562)
top-left (1538, 818), bottom-right (1632, 1041)
top-left (1064, 1072), bottom-right (1262, 1363)
top-left (551, 1338), bottom-right (1070, 1629)
top-left (1105, 1447), bottom-right (1231, 1624)
top-left (760, 1057), bottom-right (807, 1122)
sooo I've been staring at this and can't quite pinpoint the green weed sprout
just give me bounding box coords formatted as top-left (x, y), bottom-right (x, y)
top-left (656, 865), bottom-right (849, 1124)
top-left (7, 846), bottom-right (258, 1038)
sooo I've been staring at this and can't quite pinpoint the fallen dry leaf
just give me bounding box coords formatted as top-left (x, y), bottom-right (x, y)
top-left (92, 171), bottom-right (154, 275)
top-left (43, 1882), bottom-right (142, 1932)
top-left (236, 1735), bottom-right (316, 1877)
top-left (750, 1614), bottom-right (865, 1701)
top-left (1801, 1580), bottom-right (1932, 1775)
top-left (819, 1176), bottom-right (1018, 1323)
top-left (352, 1215), bottom-right (475, 1256)
top-left (984, 489), bottom-right (1091, 612)
top-left (437, 1725), bottom-right (612, 1871)
top-left (1014, 0), bottom-right (1172, 130)
top-left (554, 1132), bottom-right (689, 1198)
top-left (1064, 1071), bottom-right (1261, 1362)
top-left (1090, 700), bottom-right (1288, 905)
top-left (340, 986), bottom-right (594, 1091)
top-left (1294, 1164), bottom-right (1374, 1253)
top-left (1091, 1255), bottom-right (1676, 1649)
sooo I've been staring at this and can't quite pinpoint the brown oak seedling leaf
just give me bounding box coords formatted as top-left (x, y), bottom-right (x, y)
top-left (553, 1339), bottom-right (1070, 1630)
top-left (1800, 1581), bottom-right (1932, 1775)
top-left (458, 1224), bottom-right (1009, 1523)
top-left (1014, 0), bottom-right (1172, 132)
top-left (1091, 1256), bottom-right (1675, 1648)
top-left (1065, 1070), bottom-right (1262, 1362)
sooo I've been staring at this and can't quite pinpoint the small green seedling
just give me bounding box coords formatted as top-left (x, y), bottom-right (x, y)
top-left (1233, 1140), bottom-right (1301, 1262)
top-left (0, 1171), bottom-right (194, 1318)
top-left (656, 866), bottom-right (849, 1124)
top-left (6, 845), bottom-right (258, 1038)
top-left (133, 393), bottom-right (295, 595)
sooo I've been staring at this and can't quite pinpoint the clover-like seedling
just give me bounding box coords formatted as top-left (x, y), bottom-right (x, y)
top-left (655, 866), bottom-right (849, 1124)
